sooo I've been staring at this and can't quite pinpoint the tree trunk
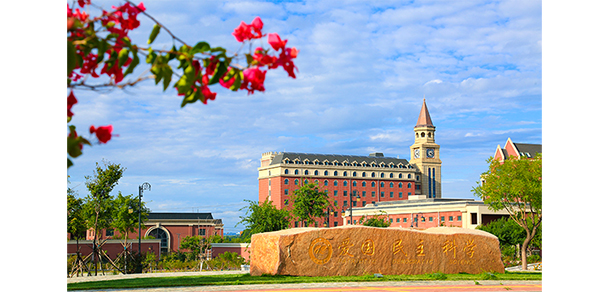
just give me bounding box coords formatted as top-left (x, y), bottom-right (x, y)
top-left (521, 234), bottom-right (533, 271)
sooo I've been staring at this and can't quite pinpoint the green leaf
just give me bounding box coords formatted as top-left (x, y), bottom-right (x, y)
top-left (123, 51), bottom-right (139, 76)
top-left (96, 41), bottom-right (108, 64)
top-left (148, 24), bottom-right (161, 45)
top-left (118, 48), bottom-right (130, 67)
top-left (191, 41), bottom-right (210, 55)
top-left (162, 67), bottom-right (173, 91)
top-left (229, 70), bottom-right (244, 91)
top-left (167, 45), bottom-right (178, 61)
top-left (68, 41), bottom-right (77, 77)
top-left (208, 62), bottom-right (227, 85)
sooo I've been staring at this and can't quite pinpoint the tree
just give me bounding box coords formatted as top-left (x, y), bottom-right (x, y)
top-left (111, 191), bottom-right (150, 273)
top-left (82, 161), bottom-right (125, 275)
top-left (67, 188), bottom-right (87, 240)
top-left (290, 182), bottom-right (332, 227)
top-left (358, 211), bottom-right (391, 228)
top-left (238, 199), bottom-right (292, 241)
top-left (472, 153), bottom-right (542, 271)
top-left (67, 0), bottom-right (299, 168)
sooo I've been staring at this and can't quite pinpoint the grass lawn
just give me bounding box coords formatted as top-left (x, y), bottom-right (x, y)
top-left (67, 271), bottom-right (541, 291)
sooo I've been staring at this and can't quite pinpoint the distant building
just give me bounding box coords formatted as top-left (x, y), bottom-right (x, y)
top-left (494, 137), bottom-right (542, 162)
top-left (84, 212), bottom-right (224, 253)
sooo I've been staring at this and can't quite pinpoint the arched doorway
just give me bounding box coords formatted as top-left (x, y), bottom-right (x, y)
top-left (146, 227), bottom-right (170, 253)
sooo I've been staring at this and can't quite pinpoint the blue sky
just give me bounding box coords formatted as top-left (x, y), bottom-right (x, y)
top-left (65, 0), bottom-right (542, 234)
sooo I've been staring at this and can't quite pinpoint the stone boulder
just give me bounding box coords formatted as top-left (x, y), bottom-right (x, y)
top-left (250, 226), bottom-right (503, 276)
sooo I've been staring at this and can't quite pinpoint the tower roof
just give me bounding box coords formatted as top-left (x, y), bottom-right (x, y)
top-left (415, 98), bottom-right (434, 128)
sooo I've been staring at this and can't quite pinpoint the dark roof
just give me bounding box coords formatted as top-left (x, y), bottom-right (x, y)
top-left (269, 152), bottom-right (411, 166)
top-left (148, 212), bottom-right (214, 220)
top-left (513, 143), bottom-right (542, 158)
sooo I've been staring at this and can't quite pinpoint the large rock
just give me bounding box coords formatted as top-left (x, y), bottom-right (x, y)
top-left (250, 226), bottom-right (503, 276)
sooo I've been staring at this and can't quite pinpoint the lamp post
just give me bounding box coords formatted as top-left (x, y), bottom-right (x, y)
top-left (349, 190), bottom-right (361, 225)
top-left (138, 182), bottom-right (151, 256)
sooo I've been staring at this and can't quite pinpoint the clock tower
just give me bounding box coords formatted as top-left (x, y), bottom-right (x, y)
top-left (409, 99), bottom-right (442, 199)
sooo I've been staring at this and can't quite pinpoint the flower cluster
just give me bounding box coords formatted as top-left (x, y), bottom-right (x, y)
top-left (89, 125), bottom-right (114, 144)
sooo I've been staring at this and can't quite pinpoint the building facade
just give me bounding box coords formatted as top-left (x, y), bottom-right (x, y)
top-left (84, 212), bottom-right (224, 253)
top-left (257, 99), bottom-right (442, 227)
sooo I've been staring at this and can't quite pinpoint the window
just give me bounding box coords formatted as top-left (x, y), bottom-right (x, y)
top-left (408, 183), bottom-right (412, 188)
top-left (294, 179), bottom-right (299, 185)
top-left (343, 201), bottom-right (348, 206)
top-left (314, 170), bottom-right (319, 175)
top-left (398, 182), bottom-right (403, 188)
top-left (390, 182), bottom-right (394, 188)
top-left (148, 228), bottom-right (169, 253)
top-left (324, 180), bottom-right (328, 186)
top-left (390, 192), bottom-right (394, 198)
top-left (304, 170), bottom-right (309, 175)
top-left (284, 169), bottom-right (289, 174)
top-left (343, 191), bottom-right (347, 196)
top-left (429, 217), bottom-right (434, 222)
top-left (304, 179), bottom-right (309, 184)
top-left (399, 174), bottom-right (403, 178)
top-left (198, 229), bottom-right (206, 236)
top-left (343, 180), bottom-right (348, 187)
top-left (284, 179), bottom-right (289, 185)
top-left (324, 170), bottom-right (329, 176)
top-left (457, 216), bottom-right (462, 221)
top-left (352, 181), bottom-right (357, 187)
top-left (284, 199), bottom-right (289, 206)
top-left (353, 171), bottom-right (357, 177)
top-left (449, 216), bottom-right (453, 221)
top-left (334, 222), bottom-right (338, 227)
top-left (371, 181), bottom-right (376, 187)
top-left (403, 218), bottom-right (408, 223)
top-left (295, 169), bottom-right (299, 175)
top-left (380, 182), bottom-right (385, 187)
top-left (334, 171), bottom-right (338, 176)
top-left (390, 173), bottom-right (394, 178)
top-left (362, 172), bottom-right (366, 177)
top-left (440, 216), bottom-right (445, 222)
top-left (362, 201), bottom-right (366, 206)
top-left (362, 181), bottom-right (366, 187)
top-left (471, 213), bottom-right (477, 224)
top-left (334, 200), bottom-right (338, 206)
top-left (415, 184), bottom-right (421, 190)
top-left (390, 218), bottom-right (393, 223)
top-left (371, 172), bottom-right (375, 178)
top-left (380, 173), bottom-right (385, 178)
top-left (408, 174), bottom-right (412, 179)
top-left (334, 190), bottom-right (338, 196)
top-left (362, 191), bottom-right (366, 197)
top-left (380, 191), bottom-right (385, 197)
top-left (399, 192), bottom-right (403, 198)
top-left (284, 189), bottom-right (289, 196)
top-left (334, 180), bottom-right (338, 186)
top-left (371, 191), bottom-right (375, 197)
top-left (343, 171), bottom-right (348, 177)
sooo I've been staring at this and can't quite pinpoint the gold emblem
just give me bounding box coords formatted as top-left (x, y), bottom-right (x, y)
top-left (308, 237), bottom-right (332, 265)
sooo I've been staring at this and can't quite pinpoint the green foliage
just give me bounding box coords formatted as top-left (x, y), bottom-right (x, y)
top-left (238, 199), bottom-right (292, 241)
top-left (476, 217), bottom-right (524, 247)
top-left (472, 154), bottom-right (542, 270)
top-left (67, 188), bottom-right (87, 240)
top-left (290, 183), bottom-right (332, 227)
top-left (111, 192), bottom-right (150, 243)
top-left (427, 272), bottom-right (448, 280)
top-left (83, 161), bottom-right (125, 236)
top-left (358, 211), bottom-right (391, 228)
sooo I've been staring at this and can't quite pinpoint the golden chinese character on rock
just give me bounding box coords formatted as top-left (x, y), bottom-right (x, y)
top-left (338, 237), bottom-right (355, 257)
top-left (442, 239), bottom-right (457, 259)
top-left (392, 239), bottom-right (407, 256)
top-left (416, 239), bottom-right (425, 256)
top-left (463, 239), bottom-right (476, 258)
top-left (361, 239), bottom-right (375, 256)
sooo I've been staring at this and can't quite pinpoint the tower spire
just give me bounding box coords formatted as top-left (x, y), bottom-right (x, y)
top-left (415, 98), bottom-right (434, 128)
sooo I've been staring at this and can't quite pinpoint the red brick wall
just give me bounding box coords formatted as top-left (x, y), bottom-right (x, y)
top-left (211, 244), bottom-right (251, 261)
top-left (352, 211), bottom-right (464, 228)
top-left (68, 239), bottom-right (161, 260)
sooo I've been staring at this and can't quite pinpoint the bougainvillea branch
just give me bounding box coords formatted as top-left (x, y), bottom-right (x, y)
top-left (67, 0), bottom-right (298, 168)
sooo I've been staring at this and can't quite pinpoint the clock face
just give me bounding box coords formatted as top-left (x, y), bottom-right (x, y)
top-left (426, 148), bottom-right (435, 158)
top-left (413, 149), bottom-right (420, 158)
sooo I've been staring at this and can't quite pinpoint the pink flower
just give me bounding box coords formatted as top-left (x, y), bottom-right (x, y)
top-left (267, 33), bottom-right (287, 51)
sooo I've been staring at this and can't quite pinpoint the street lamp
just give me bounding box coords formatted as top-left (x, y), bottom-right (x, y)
top-left (349, 190), bottom-right (361, 225)
top-left (138, 182), bottom-right (151, 256)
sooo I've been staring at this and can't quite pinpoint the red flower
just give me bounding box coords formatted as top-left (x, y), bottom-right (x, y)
top-left (201, 85), bottom-right (217, 104)
top-left (68, 91), bottom-right (78, 118)
top-left (268, 33), bottom-right (287, 51)
top-left (232, 17), bottom-right (265, 42)
top-left (89, 125), bottom-right (114, 143)
top-left (241, 67), bottom-right (267, 94)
